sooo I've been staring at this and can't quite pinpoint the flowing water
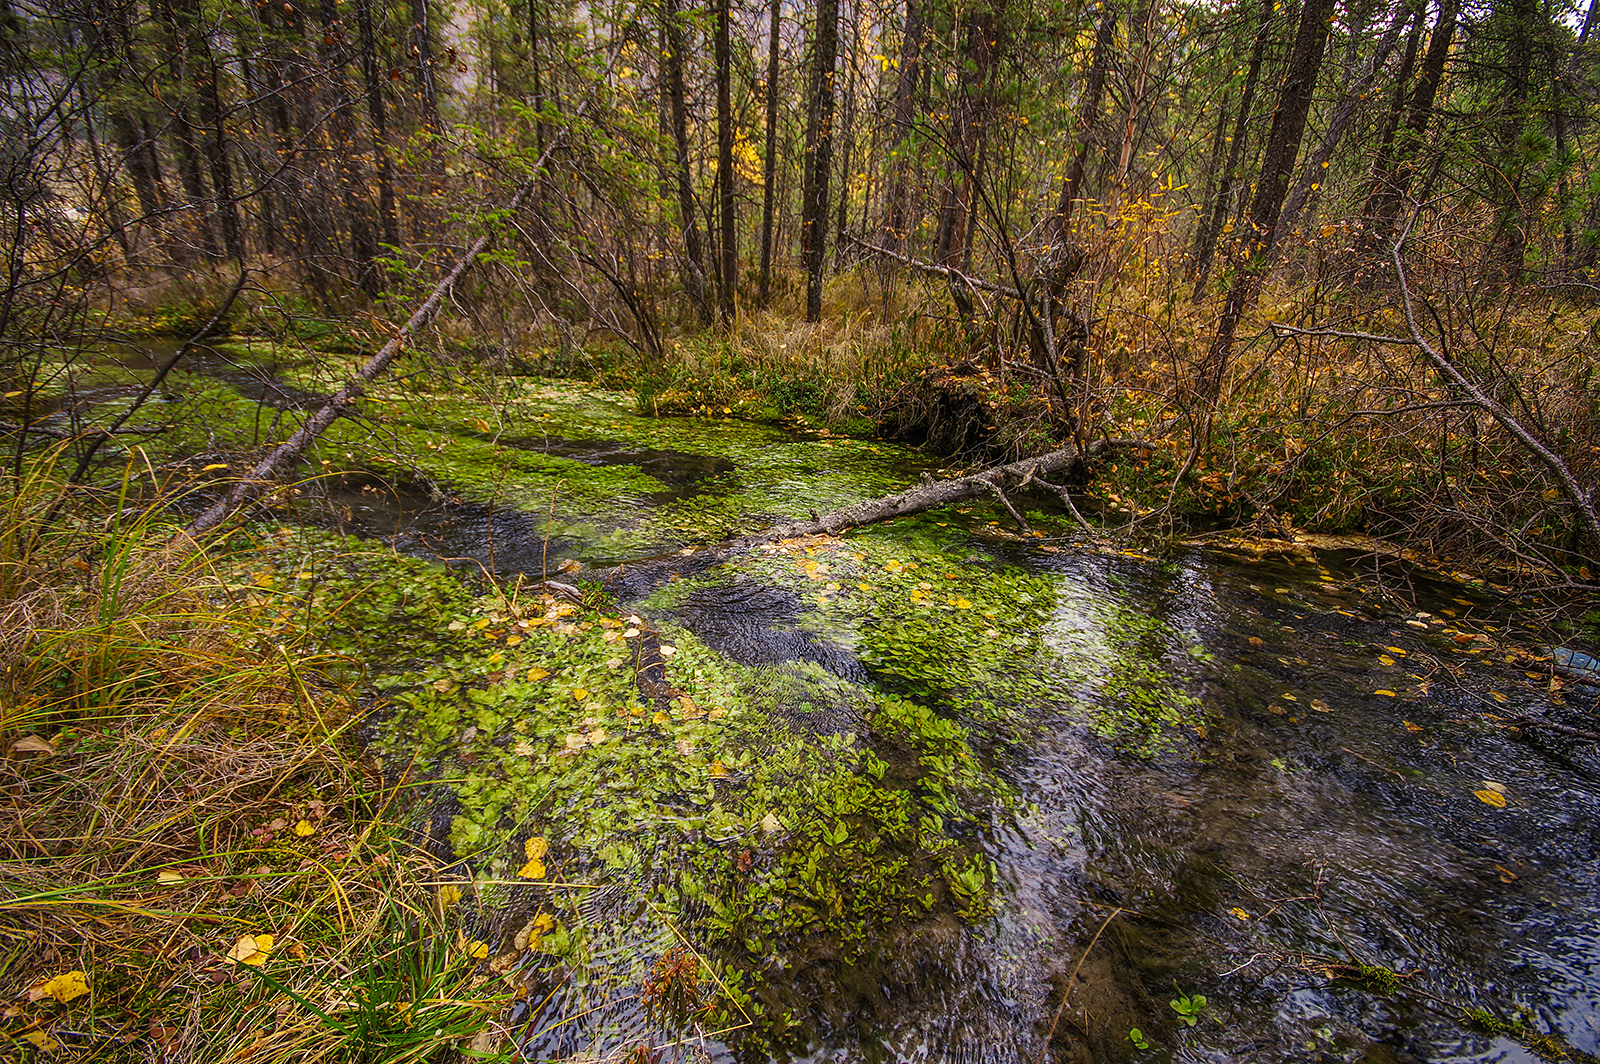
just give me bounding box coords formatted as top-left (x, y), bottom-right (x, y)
top-left (65, 344), bottom-right (1600, 1063)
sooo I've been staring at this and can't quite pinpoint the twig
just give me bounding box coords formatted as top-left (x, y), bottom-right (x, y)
top-left (1038, 907), bottom-right (1122, 1062)
top-left (1390, 206), bottom-right (1600, 562)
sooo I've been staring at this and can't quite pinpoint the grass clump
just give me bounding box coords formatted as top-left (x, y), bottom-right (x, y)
top-left (0, 460), bottom-right (514, 1062)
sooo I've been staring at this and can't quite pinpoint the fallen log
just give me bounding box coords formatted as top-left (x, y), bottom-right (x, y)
top-left (189, 151), bottom-right (558, 535)
top-left (590, 437), bottom-right (1142, 595)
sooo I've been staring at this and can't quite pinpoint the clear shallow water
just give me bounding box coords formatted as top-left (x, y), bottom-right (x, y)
top-left (72, 345), bottom-right (1600, 1063)
top-left (482, 520), bottom-right (1600, 1064)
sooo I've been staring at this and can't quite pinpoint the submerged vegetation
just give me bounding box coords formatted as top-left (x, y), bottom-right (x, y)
top-left (6, 0), bottom-right (1600, 1056)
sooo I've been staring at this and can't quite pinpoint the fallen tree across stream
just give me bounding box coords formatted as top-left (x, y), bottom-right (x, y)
top-left (586, 437), bottom-right (1142, 595)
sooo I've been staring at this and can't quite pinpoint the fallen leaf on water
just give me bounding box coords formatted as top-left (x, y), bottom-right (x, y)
top-left (1378, 655), bottom-right (1396, 666)
top-left (1248, 636), bottom-right (1263, 646)
top-left (27, 971), bottom-right (89, 1003)
top-left (518, 837), bottom-right (549, 879)
top-left (676, 738), bottom-right (695, 757)
top-left (226, 934), bottom-right (273, 966)
top-left (1481, 779), bottom-right (1506, 794)
top-left (760, 812), bottom-right (782, 835)
top-left (465, 939), bottom-right (490, 960)
top-left (1403, 721), bottom-right (1423, 733)
top-left (708, 760), bottom-right (729, 778)
top-left (571, 687), bottom-right (588, 702)
top-left (1374, 689), bottom-right (1396, 697)
top-left (659, 645), bottom-right (677, 657)
top-left (1385, 646), bottom-right (1407, 656)
top-left (22, 1031), bottom-right (61, 1050)
top-left (438, 884), bottom-right (463, 907)
top-left (1474, 789), bottom-right (1507, 807)
top-left (293, 820), bottom-right (315, 838)
top-left (157, 870), bottom-right (184, 886)
top-left (431, 678), bottom-right (455, 693)
top-left (1490, 691), bottom-right (1507, 703)
top-left (1311, 699), bottom-right (1332, 713)
top-left (526, 666), bottom-right (550, 682)
top-left (1495, 864), bottom-right (1520, 882)
top-left (1230, 907), bottom-right (1251, 920)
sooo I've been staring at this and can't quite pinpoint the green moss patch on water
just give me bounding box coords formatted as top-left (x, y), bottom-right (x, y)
top-left (229, 527), bottom-right (1008, 1038)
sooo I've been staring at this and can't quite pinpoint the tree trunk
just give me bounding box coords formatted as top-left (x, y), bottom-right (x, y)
top-left (411, 0), bottom-right (441, 131)
top-left (715, 0), bottom-right (736, 320)
top-left (663, 0), bottom-right (713, 324)
top-left (882, 0), bottom-right (923, 257)
top-left (1190, 0), bottom-right (1273, 301)
top-left (801, 0), bottom-right (840, 322)
top-left (1200, 0), bottom-right (1337, 406)
top-left (758, 0), bottom-right (781, 303)
top-left (1054, 2), bottom-right (1117, 235)
top-left (355, 0), bottom-right (401, 255)
top-left (1363, 0), bottom-right (1457, 243)
top-left (1275, 0), bottom-right (1414, 254)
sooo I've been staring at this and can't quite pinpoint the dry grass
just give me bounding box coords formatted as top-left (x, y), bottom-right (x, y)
top-left (0, 465), bottom-right (514, 1062)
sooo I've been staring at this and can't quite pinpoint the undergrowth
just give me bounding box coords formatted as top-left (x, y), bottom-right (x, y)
top-left (0, 456), bottom-right (514, 1062)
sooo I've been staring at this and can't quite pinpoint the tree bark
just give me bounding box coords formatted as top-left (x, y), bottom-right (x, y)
top-left (1274, 0), bottom-right (1414, 254)
top-left (715, 0), bottom-right (736, 320)
top-left (801, 0), bottom-right (840, 322)
top-left (355, 0), bottom-right (402, 254)
top-left (882, 0), bottom-right (923, 255)
top-left (758, 0), bottom-right (781, 303)
top-left (1190, 0), bottom-right (1273, 301)
top-left (1054, 2), bottom-right (1117, 236)
top-left (663, 0), bottom-right (713, 324)
top-left (1363, 0), bottom-right (1456, 242)
top-left (1200, 0), bottom-right (1337, 405)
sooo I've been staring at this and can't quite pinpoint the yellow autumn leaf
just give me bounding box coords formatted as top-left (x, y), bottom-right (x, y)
top-left (517, 856), bottom-right (547, 879)
top-left (1374, 689), bottom-right (1396, 697)
top-left (157, 870), bottom-right (184, 886)
top-left (1378, 655), bottom-right (1395, 666)
top-left (465, 939), bottom-right (490, 959)
top-left (1229, 907), bottom-right (1251, 920)
top-left (952, 597), bottom-right (973, 609)
top-left (526, 666), bottom-right (550, 681)
top-left (438, 884), bottom-right (463, 908)
top-left (28, 970), bottom-right (90, 1003)
top-left (201, 462), bottom-right (229, 471)
top-left (571, 687), bottom-right (588, 702)
top-left (524, 837), bottom-right (549, 860)
top-left (708, 759), bottom-right (729, 778)
top-left (226, 934), bottom-right (273, 966)
top-left (294, 820), bottom-right (315, 837)
top-left (1474, 789), bottom-right (1507, 807)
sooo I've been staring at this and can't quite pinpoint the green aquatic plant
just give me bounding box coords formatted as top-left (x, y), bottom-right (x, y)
top-left (1170, 987), bottom-right (1208, 1026)
top-left (1127, 1027), bottom-right (1152, 1050)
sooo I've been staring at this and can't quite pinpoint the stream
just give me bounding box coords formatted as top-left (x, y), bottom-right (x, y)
top-left (68, 340), bottom-right (1600, 1063)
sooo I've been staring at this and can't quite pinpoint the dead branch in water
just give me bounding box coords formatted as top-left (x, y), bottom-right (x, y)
top-left (589, 437), bottom-right (1144, 591)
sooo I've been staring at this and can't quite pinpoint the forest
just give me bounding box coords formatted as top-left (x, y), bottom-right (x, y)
top-left (5, 0), bottom-right (1600, 1059)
